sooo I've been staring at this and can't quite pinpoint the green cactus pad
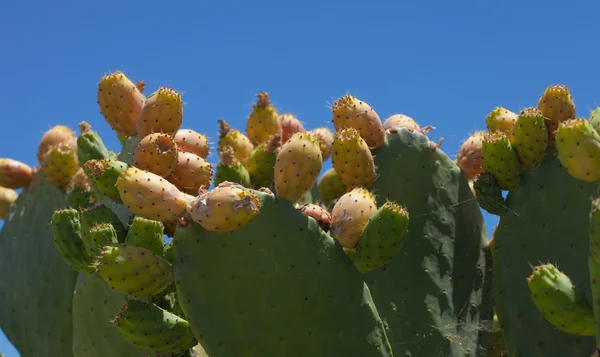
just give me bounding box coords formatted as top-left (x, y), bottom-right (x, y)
top-left (51, 208), bottom-right (95, 273)
top-left (473, 172), bottom-right (508, 216)
top-left (87, 223), bottom-right (119, 257)
top-left (83, 159), bottom-right (129, 203)
top-left (125, 216), bottom-right (165, 256)
top-left (76, 125), bottom-right (110, 166)
top-left (509, 108), bottom-right (548, 169)
top-left (81, 205), bottom-right (127, 255)
top-left (482, 132), bottom-right (521, 191)
top-left (172, 190), bottom-right (393, 357)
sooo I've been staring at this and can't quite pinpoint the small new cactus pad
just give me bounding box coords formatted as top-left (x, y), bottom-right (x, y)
top-left (383, 114), bottom-right (421, 132)
top-left (481, 132), bottom-right (521, 191)
top-left (472, 172), bottom-right (507, 216)
top-left (166, 151), bottom-right (214, 195)
top-left (331, 94), bottom-right (385, 149)
top-left (0, 158), bottom-right (32, 189)
top-left (555, 118), bottom-right (600, 182)
top-left (317, 167), bottom-right (347, 207)
top-left (246, 91), bottom-right (282, 145)
top-left (174, 129), bottom-right (210, 159)
top-left (51, 209), bottom-right (95, 273)
top-left (309, 127), bottom-right (334, 161)
top-left (331, 127), bottom-right (377, 189)
top-left (83, 159), bottom-right (129, 202)
top-left (218, 119), bottom-right (254, 163)
top-left (244, 135), bottom-right (279, 189)
top-left (133, 133), bottom-right (179, 177)
top-left (330, 187), bottom-right (377, 249)
top-left (97, 71), bottom-right (145, 137)
top-left (485, 106), bottom-right (518, 134)
top-left (456, 131), bottom-right (485, 180)
top-left (537, 84), bottom-right (576, 147)
top-left (0, 187), bottom-right (18, 219)
top-left (41, 143), bottom-right (79, 189)
top-left (125, 216), bottom-right (165, 256)
top-left (137, 87), bottom-right (183, 138)
top-left (274, 132), bottom-right (323, 204)
top-left (214, 146), bottom-right (251, 187)
top-left (76, 121), bottom-right (110, 165)
top-left (509, 107), bottom-right (548, 169)
top-left (37, 125), bottom-right (78, 164)
top-left (279, 112), bottom-right (306, 143)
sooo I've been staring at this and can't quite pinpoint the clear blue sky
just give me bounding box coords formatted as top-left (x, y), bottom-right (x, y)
top-left (0, 0), bottom-right (597, 355)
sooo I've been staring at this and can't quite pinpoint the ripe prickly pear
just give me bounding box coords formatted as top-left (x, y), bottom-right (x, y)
top-left (331, 127), bottom-right (376, 189)
top-left (174, 129), bottom-right (209, 159)
top-left (309, 127), bottom-right (334, 161)
top-left (509, 107), bottom-right (548, 169)
top-left (214, 146), bottom-right (251, 187)
top-left (188, 182), bottom-right (261, 232)
top-left (298, 203), bottom-right (332, 231)
top-left (166, 151), bottom-right (213, 195)
top-left (485, 107), bottom-right (518, 134)
top-left (137, 87), bottom-right (183, 138)
top-left (472, 172), bottom-right (507, 216)
top-left (555, 118), bottom-right (600, 182)
top-left (537, 84), bottom-right (576, 147)
top-left (330, 187), bottom-right (377, 249)
top-left (116, 167), bottom-right (195, 221)
top-left (37, 125), bottom-right (77, 164)
top-left (246, 92), bottom-right (282, 146)
top-left (83, 159), bottom-right (128, 203)
top-left (51, 208), bottom-right (94, 273)
top-left (218, 119), bottom-right (254, 163)
top-left (331, 94), bottom-right (385, 149)
top-left (41, 143), bottom-right (79, 189)
top-left (76, 121), bottom-right (110, 165)
top-left (97, 71), bottom-right (145, 137)
top-left (245, 135), bottom-right (280, 189)
top-left (133, 133), bottom-right (179, 177)
top-left (0, 186), bottom-right (17, 219)
top-left (481, 132), bottom-right (521, 191)
top-left (317, 167), bottom-right (347, 206)
top-left (456, 131), bottom-right (485, 180)
top-left (274, 132), bottom-right (323, 204)
top-left (0, 158), bottom-right (32, 189)
top-left (279, 112), bottom-right (306, 143)
top-left (383, 114), bottom-right (421, 132)
top-left (125, 216), bottom-right (165, 256)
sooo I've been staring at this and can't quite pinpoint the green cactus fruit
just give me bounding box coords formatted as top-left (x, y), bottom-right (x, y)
top-left (76, 121), bottom-right (110, 166)
top-left (456, 131), bottom-right (485, 180)
top-left (0, 186), bottom-right (17, 219)
top-left (353, 201), bottom-right (409, 274)
top-left (332, 94), bottom-right (386, 149)
top-left (0, 158), bottom-right (32, 189)
top-left (555, 118), bottom-right (600, 182)
top-left (166, 151), bottom-right (214, 195)
top-left (214, 145), bottom-right (251, 187)
top-left (309, 127), bottom-right (334, 161)
top-left (125, 216), bottom-right (165, 256)
top-left (67, 167), bottom-right (96, 211)
top-left (97, 71), bottom-right (145, 137)
top-left (589, 107), bottom-right (600, 134)
top-left (527, 264), bottom-right (594, 336)
top-left (188, 182), bottom-right (261, 232)
top-left (112, 300), bottom-right (197, 354)
top-left (509, 107), bottom-right (548, 169)
top-left (246, 91), bottom-right (283, 146)
top-left (163, 240), bottom-right (174, 263)
top-left (331, 127), bottom-right (377, 190)
top-left (174, 129), bottom-right (210, 159)
top-left (298, 203), bottom-right (332, 231)
top-left (537, 84), bottom-right (576, 147)
top-left (244, 134), bottom-right (279, 189)
top-left (51, 208), bottom-right (95, 273)
top-left (317, 167), bottom-right (347, 207)
top-left (40, 143), bottom-right (79, 189)
top-left (274, 132), bottom-right (323, 204)
top-left (485, 106), bottom-right (518, 135)
top-left (481, 132), bottom-right (521, 191)
top-left (133, 133), bottom-right (179, 177)
top-left (279, 112), bottom-right (306, 143)
top-left (137, 87), bottom-right (183, 138)
top-left (330, 187), bottom-right (377, 249)
top-left (87, 223), bottom-right (119, 258)
top-left (81, 204), bottom-right (127, 252)
top-left (116, 167), bottom-right (195, 222)
top-left (83, 159), bottom-right (128, 203)
top-left (96, 243), bottom-right (173, 296)
top-left (36, 124), bottom-right (78, 164)
top-left (218, 119), bottom-right (254, 163)
top-left (472, 172), bottom-right (507, 216)
top-left (383, 114), bottom-right (421, 132)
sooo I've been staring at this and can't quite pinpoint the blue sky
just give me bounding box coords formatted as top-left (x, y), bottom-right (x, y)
top-left (0, 0), bottom-right (597, 355)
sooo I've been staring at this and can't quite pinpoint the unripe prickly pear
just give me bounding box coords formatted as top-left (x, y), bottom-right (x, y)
top-left (37, 125), bottom-right (78, 164)
top-left (537, 84), bottom-right (576, 147)
top-left (133, 133), bottom-right (179, 177)
top-left (509, 107), bottom-right (548, 169)
top-left (137, 87), bottom-right (183, 138)
top-left (125, 216), bottom-right (165, 256)
top-left (274, 132), bottom-right (323, 204)
top-left (244, 135), bottom-right (280, 189)
top-left (588, 107), bottom-right (600, 134)
top-left (218, 119), bottom-right (254, 163)
top-left (317, 167), bottom-right (347, 206)
top-left (298, 203), bottom-right (332, 231)
top-left (456, 131), bottom-right (485, 180)
top-left (97, 71), bottom-right (145, 137)
top-left (331, 127), bottom-right (376, 189)
top-left (174, 129), bottom-right (209, 159)
top-left (0, 158), bottom-right (32, 189)
top-left (332, 94), bottom-right (385, 149)
top-left (214, 146), bottom-right (251, 187)
top-left (188, 182), bottom-right (261, 232)
top-left (383, 114), bottom-right (421, 132)
top-left (51, 208), bottom-right (94, 273)
top-left (41, 143), bottom-right (79, 189)
top-left (246, 92), bottom-right (282, 146)
top-left (67, 168), bottom-right (96, 210)
top-left (472, 172), bottom-right (507, 216)
top-left (481, 132), bottom-right (521, 191)
top-left (166, 151), bottom-right (213, 195)
top-left (0, 186), bottom-right (17, 219)
top-left (80, 205), bottom-right (127, 251)
top-left (76, 121), bottom-right (110, 166)
top-left (485, 107), bottom-right (518, 134)
top-left (116, 167), bottom-right (195, 221)
top-left (279, 113), bottom-right (306, 143)
top-left (83, 159), bottom-right (128, 202)
top-left (309, 127), bottom-right (334, 161)
top-left (555, 118), bottom-right (600, 182)
top-left (330, 187), bottom-right (377, 249)
top-left (87, 223), bottom-right (119, 257)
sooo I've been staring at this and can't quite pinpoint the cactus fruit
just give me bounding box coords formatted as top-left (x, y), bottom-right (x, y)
top-left (81, 205), bottom-right (127, 250)
top-left (317, 167), bottom-right (347, 207)
top-left (298, 203), bottom-right (332, 231)
top-left (0, 158), bottom-right (32, 189)
top-left (246, 91), bottom-right (283, 146)
top-left (481, 132), bottom-right (521, 191)
top-left (0, 186), bottom-right (17, 219)
top-left (456, 131), bottom-right (486, 180)
top-left (218, 119), bottom-right (254, 163)
top-left (51, 209), bottom-right (94, 273)
top-left (331, 127), bottom-right (377, 189)
top-left (125, 216), bottom-right (166, 256)
top-left (509, 107), bottom-right (548, 169)
top-left (244, 134), bottom-right (279, 189)
top-left (67, 168), bottom-right (96, 211)
top-left (472, 172), bottom-right (507, 216)
top-left (214, 146), bottom-right (251, 187)
top-left (589, 107), bottom-right (600, 134)
top-left (137, 87), bottom-right (183, 138)
top-left (116, 167), bottom-right (194, 221)
top-left (87, 223), bottom-right (120, 257)
top-left (279, 112), bottom-right (306, 143)
top-left (274, 132), bottom-right (323, 204)
top-left (331, 94), bottom-right (385, 149)
top-left (537, 84), bottom-right (576, 147)
top-left (188, 182), bottom-right (261, 232)
top-left (76, 121), bottom-right (110, 165)
top-left (330, 187), bottom-right (377, 249)
top-left (83, 159), bottom-right (129, 202)
top-left (174, 129), bottom-right (209, 159)
top-left (97, 71), bottom-right (145, 137)
top-left (485, 107), bottom-right (518, 134)
top-left (37, 125), bottom-right (78, 164)
top-left (40, 143), bottom-right (80, 189)
top-left (95, 243), bottom-right (173, 296)
top-left (555, 118), bottom-right (600, 182)
top-left (383, 114), bottom-right (421, 132)
top-left (132, 133), bottom-right (178, 177)
top-left (166, 151), bottom-right (214, 195)
top-left (309, 127), bottom-right (334, 160)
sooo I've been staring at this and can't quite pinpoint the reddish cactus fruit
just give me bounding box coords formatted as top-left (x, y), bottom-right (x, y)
top-left (137, 87), bottom-right (184, 138)
top-left (330, 187), bottom-right (377, 249)
top-left (133, 133), bottom-right (179, 178)
top-left (37, 125), bottom-right (77, 164)
top-left (279, 113), bottom-right (306, 143)
top-left (456, 131), bottom-right (486, 180)
top-left (166, 152), bottom-right (213, 195)
top-left (383, 114), bottom-right (421, 132)
top-left (332, 94), bottom-right (385, 149)
top-left (0, 159), bottom-right (33, 189)
top-left (309, 127), bottom-right (334, 161)
top-left (174, 129), bottom-right (210, 159)
top-left (97, 71), bottom-right (145, 137)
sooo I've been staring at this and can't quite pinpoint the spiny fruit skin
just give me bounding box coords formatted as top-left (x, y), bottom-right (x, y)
top-left (41, 143), bottom-right (79, 189)
top-left (188, 182), bottom-right (261, 232)
top-left (80, 204), bottom-right (128, 253)
top-left (481, 132), bottom-right (521, 191)
top-left (279, 113), bottom-right (306, 143)
top-left (96, 243), bottom-right (173, 297)
top-left (330, 188), bottom-right (377, 249)
top-left (472, 172), bottom-right (507, 216)
top-left (116, 167), bottom-right (195, 222)
top-left (246, 92), bottom-right (283, 146)
top-left (309, 127), bottom-right (334, 161)
top-left (0, 158), bottom-right (33, 189)
top-left (509, 107), bottom-right (548, 170)
top-left (218, 119), bottom-right (254, 163)
top-left (331, 94), bottom-right (385, 149)
top-left (214, 146), bottom-right (251, 187)
top-left (133, 133), bottom-right (179, 177)
top-left (456, 131), bottom-right (486, 180)
top-left (87, 223), bottom-right (119, 257)
top-left (137, 87), bottom-right (183, 138)
top-left (83, 159), bottom-right (128, 202)
top-left (37, 125), bottom-right (78, 164)
top-left (298, 203), bottom-right (332, 231)
top-left (317, 167), bottom-right (347, 206)
top-left (555, 118), bottom-right (600, 182)
top-left (50, 208), bottom-right (94, 273)
top-left (97, 71), bottom-right (145, 137)
top-left (383, 114), bottom-right (421, 132)
top-left (537, 84), bottom-right (576, 147)
top-left (76, 121), bottom-right (110, 166)
top-left (174, 129), bottom-right (209, 159)
top-left (331, 127), bottom-right (376, 190)
top-left (274, 132), bottom-right (323, 204)
top-left (166, 151), bottom-right (213, 195)
top-left (125, 216), bottom-right (165, 256)
top-left (485, 107), bottom-right (518, 134)
top-left (244, 135), bottom-right (279, 189)
top-left (0, 186), bottom-right (18, 219)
